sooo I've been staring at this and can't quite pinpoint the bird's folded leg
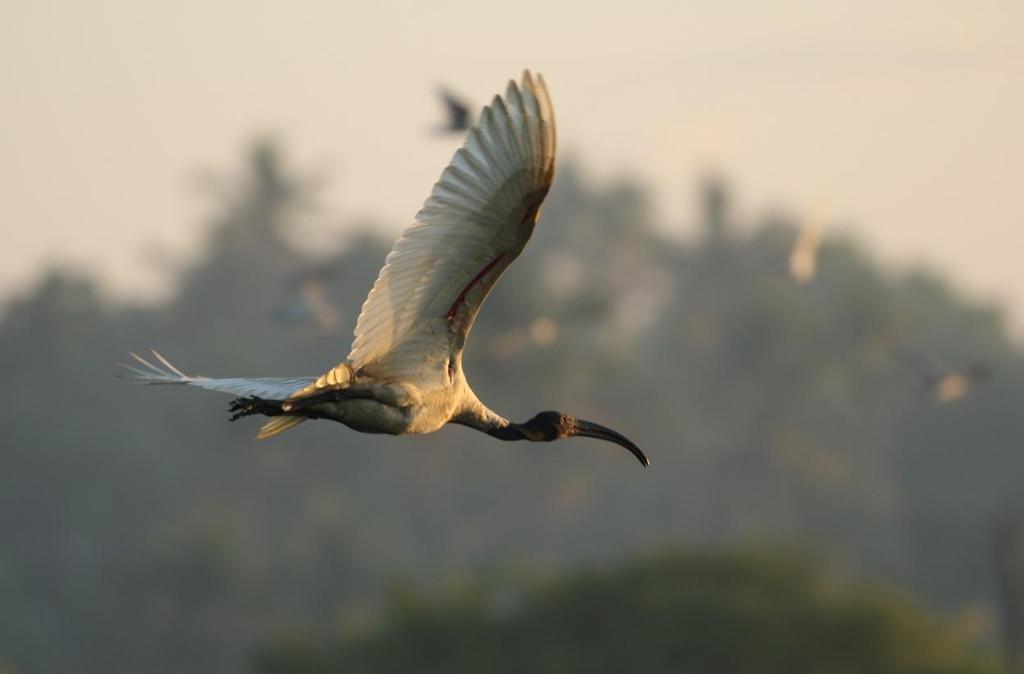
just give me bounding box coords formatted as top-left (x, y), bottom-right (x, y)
top-left (228, 396), bottom-right (285, 421)
top-left (280, 386), bottom-right (374, 413)
top-left (282, 381), bottom-right (421, 413)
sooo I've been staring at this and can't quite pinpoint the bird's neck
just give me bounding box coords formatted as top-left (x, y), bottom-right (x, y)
top-left (450, 397), bottom-right (547, 442)
top-left (449, 389), bottom-right (519, 439)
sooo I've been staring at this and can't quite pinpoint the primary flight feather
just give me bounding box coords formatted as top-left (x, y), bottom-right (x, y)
top-left (124, 71), bottom-right (648, 467)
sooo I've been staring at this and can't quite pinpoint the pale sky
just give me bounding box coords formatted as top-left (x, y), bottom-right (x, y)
top-left (2, 1), bottom-right (1023, 331)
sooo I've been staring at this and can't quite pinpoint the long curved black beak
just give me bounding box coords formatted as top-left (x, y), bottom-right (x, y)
top-left (572, 419), bottom-right (649, 467)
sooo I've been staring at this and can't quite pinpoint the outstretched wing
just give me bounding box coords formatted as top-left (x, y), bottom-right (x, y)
top-left (348, 71), bottom-right (556, 389)
top-left (120, 351), bottom-right (315, 399)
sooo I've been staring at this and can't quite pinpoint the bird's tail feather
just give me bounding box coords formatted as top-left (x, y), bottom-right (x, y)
top-left (257, 416), bottom-right (306, 440)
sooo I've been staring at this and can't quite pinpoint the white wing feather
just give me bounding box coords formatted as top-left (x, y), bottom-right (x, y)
top-left (347, 71), bottom-right (556, 388)
top-left (120, 351), bottom-right (314, 400)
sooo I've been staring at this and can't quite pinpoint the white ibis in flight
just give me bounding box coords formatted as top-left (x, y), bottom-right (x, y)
top-left (123, 71), bottom-right (648, 467)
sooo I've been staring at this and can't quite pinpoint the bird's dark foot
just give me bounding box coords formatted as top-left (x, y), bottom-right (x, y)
top-left (228, 396), bottom-right (284, 421)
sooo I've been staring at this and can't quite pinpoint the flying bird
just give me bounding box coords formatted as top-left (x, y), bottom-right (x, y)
top-left (123, 71), bottom-right (648, 467)
top-left (789, 215), bottom-right (824, 284)
top-left (275, 267), bottom-right (341, 333)
top-left (436, 86), bottom-right (472, 133)
top-left (897, 346), bottom-right (990, 404)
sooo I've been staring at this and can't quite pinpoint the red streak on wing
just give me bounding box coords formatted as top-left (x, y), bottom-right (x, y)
top-left (442, 191), bottom-right (549, 324)
top-left (446, 253), bottom-right (505, 320)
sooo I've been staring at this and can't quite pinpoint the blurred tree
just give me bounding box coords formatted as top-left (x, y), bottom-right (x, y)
top-left (995, 511), bottom-right (1024, 674)
top-left (1, 140), bottom-right (1022, 674)
top-left (255, 548), bottom-right (997, 674)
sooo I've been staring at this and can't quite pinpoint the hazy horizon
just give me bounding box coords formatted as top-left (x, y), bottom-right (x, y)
top-left (3, 1), bottom-right (1022, 332)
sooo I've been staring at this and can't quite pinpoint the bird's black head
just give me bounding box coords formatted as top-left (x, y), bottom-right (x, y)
top-left (517, 410), bottom-right (649, 467)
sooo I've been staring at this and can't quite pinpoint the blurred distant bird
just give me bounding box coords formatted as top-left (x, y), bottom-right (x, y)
top-left (275, 268), bottom-right (340, 332)
top-left (789, 215), bottom-right (824, 284)
top-left (436, 86), bottom-right (472, 133)
top-left (122, 72), bottom-right (648, 467)
top-left (897, 347), bottom-right (990, 403)
top-left (487, 317), bottom-right (561, 359)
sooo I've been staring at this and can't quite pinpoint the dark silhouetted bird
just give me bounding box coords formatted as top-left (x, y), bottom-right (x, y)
top-left (436, 86), bottom-right (472, 133)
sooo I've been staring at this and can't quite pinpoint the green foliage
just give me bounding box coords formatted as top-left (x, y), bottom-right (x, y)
top-left (255, 549), bottom-right (997, 674)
